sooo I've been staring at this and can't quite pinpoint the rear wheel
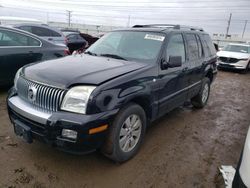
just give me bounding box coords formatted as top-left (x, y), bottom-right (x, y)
top-left (102, 103), bottom-right (146, 163)
top-left (191, 78), bottom-right (210, 108)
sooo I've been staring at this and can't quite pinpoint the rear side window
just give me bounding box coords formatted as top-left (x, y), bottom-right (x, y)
top-left (196, 35), bottom-right (204, 58)
top-left (18, 26), bottom-right (32, 33)
top-left (51, 30), bottom-right (61, 37)
top-left (185, 34), bottom-right (199, 61)
top-left (31, 26), bottom-right (61, 37)
top-left (202, 34), bottom-right (216, 57)
top-left (0, 29), bottom-right (41, 47)
top-left (166, 34), bottom-right (186, 63)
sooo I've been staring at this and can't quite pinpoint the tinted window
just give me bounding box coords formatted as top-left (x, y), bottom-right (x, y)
top-left (18, 26), bottom-right (32, 33)
top-left (51, 30), bottom-right (61, 37)
top-left (196, 35), bottom-right (203, 57)
top-left (202, 34), bottom-right (216, 57)
top-left (166, 34), bottom-right (186, 63)
top-left (186, 34), bottom-right (199, 61)
top-left (68, 34), bottom-right (78, 40)
top-left (0, 29), bottom-right (40, 47)
top-left (31, 26), bottom-right (52, 37)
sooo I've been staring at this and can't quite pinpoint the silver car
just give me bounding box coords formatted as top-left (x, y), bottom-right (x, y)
top-left (217, 43), bottom-right (250, 72)
top-left (14, 24), bottom-right (66, 45)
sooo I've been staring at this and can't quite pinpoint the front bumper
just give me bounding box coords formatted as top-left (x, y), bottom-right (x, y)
top-left (218, 60), bottom-right (248, 70)
top-left (7, 88), bottom-right (118, 154)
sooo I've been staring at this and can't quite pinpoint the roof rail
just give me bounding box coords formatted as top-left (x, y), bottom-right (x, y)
top-left (132, 24), bottom-right (204, 32)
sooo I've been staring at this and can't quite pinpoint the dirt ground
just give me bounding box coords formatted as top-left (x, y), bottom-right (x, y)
top-left (0, 70), bottom-right (250, 188)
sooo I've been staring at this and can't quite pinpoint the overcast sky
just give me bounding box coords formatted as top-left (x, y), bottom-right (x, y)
top-left (0, 0), bottom-right (250, 36)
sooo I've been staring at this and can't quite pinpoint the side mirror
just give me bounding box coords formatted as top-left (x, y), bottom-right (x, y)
top-left (161, 56), bottom-right (182, 69)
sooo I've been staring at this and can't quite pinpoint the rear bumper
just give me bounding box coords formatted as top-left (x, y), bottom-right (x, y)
top-left (7, 88), bottom-right (118, 154)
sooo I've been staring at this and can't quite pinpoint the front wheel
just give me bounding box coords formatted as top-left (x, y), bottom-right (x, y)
top-left (191, 78), bottom-right (210, 108)
top-left (102, 103), bottom-right (146, 163)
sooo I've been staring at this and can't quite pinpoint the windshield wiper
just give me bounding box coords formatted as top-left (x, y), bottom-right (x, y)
top-left (99, 54), bottom-right (128, 61)
top-left (84, 51), bottom-right (98, 56)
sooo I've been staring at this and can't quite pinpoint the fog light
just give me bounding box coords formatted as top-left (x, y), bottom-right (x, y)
top-left (62, 129), bottom-right (77, 139)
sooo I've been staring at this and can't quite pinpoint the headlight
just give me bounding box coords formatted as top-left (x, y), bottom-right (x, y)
top-left (61, 86), bottom-right (96, 114)
top-left (14, 68), bottom-right (22, 89)
top-left (240, 58), bottom-right (249, 61)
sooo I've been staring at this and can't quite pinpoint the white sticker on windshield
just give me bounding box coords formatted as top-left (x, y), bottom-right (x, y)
top-left (144, 34), bottom-right (165, 41)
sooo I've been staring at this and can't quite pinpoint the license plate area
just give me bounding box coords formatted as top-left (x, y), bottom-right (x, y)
top-left (14, 120), bottom-right (33, 143)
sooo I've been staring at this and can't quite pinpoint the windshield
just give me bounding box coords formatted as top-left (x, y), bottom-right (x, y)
top-left (86, 31), bottom-right (165, 63)
top-left (222, 44), bottom-right (250, 53)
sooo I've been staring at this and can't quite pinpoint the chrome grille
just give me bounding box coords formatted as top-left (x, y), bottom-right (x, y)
top-left (17, 76), bottom-right (65, 112)
top-left (219, 57), bottom-right (239, 63)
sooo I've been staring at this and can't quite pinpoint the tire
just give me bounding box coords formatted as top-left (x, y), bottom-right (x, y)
top-left (102, 103), bottom-right (146, 163)
top-left (191, 77), bottom-right (210, 109)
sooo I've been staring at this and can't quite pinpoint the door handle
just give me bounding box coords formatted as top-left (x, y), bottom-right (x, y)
top-left (48, 38), bottom-right (53, 41)
top-left (182, 67), bottom-right (188, 72)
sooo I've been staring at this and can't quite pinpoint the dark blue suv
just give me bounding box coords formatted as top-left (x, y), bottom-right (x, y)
top-left (7, 24), bottom-right (217, 162)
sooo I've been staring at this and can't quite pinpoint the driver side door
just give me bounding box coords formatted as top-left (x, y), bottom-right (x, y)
top-left (157, 33), bottom-right (190, 117)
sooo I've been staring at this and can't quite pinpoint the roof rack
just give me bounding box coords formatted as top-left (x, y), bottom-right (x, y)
top-left (132, 24), bottom-right (204, 32)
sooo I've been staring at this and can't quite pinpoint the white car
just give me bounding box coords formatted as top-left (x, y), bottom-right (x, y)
top-left (233, 127), bottom-right (250, 188)
top-left (217, 43), bottom-right (250, 72)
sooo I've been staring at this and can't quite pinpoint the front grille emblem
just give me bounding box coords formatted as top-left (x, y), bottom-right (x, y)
top-left (28, 85), bottom-right (37, 102)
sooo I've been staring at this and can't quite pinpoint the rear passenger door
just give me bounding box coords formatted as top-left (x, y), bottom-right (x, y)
top-left (184, 33), bottom-right (204, 98)
top-left (158, 33), bottom-right (189, 116)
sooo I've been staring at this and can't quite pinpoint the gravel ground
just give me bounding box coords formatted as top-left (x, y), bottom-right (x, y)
top-left (0, 70), bottom-right (250, 188)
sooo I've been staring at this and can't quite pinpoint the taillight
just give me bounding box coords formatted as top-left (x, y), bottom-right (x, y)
top-left (64, 48), bottom-right (71, 55)
top-left (64, 37), bottom-right (69, 45)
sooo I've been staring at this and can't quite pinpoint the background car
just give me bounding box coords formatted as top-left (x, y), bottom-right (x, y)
top-left (62, 31), bottom-right (88, 54)
top-left (79, 33), bottom-right (99, 46)
top-left (14, 23), bottom-right (66, 45)
top-left (217, 43), bottom-right (250, 73)
top-left (61, 28), bottom-right (99, 47)
top-left (233, 127), bottom-right (250, 188)
top-left (0, 26), bottom-right (69, 86)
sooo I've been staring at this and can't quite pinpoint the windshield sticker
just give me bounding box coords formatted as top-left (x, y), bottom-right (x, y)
top-left (144, 34), bottom-right (165, 41)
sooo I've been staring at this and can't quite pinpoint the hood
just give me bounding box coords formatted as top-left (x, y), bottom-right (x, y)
top-left (217, 50), bottom-right (250, 59)
top-left (23, 54), bottom-right (148, 88)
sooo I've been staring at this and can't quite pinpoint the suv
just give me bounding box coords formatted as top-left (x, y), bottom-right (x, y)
top-left (7, 24), bottom-right (217, 162)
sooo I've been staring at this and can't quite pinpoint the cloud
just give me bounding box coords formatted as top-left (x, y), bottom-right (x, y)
top-left (0, 0), bottom-right (250, 35)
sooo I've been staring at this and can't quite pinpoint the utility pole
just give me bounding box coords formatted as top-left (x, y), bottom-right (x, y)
top-left (66, 10), bottom-right (72, 27)
top-left (225, 13), bottom-right (232, 39)
top-left (242, 20), bottom-right (248, 39)
top-left (127, 15), bottom-right (131, 27)
top-left (46, 12), bottom-right (49, 24)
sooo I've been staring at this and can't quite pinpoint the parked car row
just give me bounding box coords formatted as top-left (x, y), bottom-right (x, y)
top-left (13, 24), bottom-right (98, 53)
top-left (0, 22), bottom-right (101, 86)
